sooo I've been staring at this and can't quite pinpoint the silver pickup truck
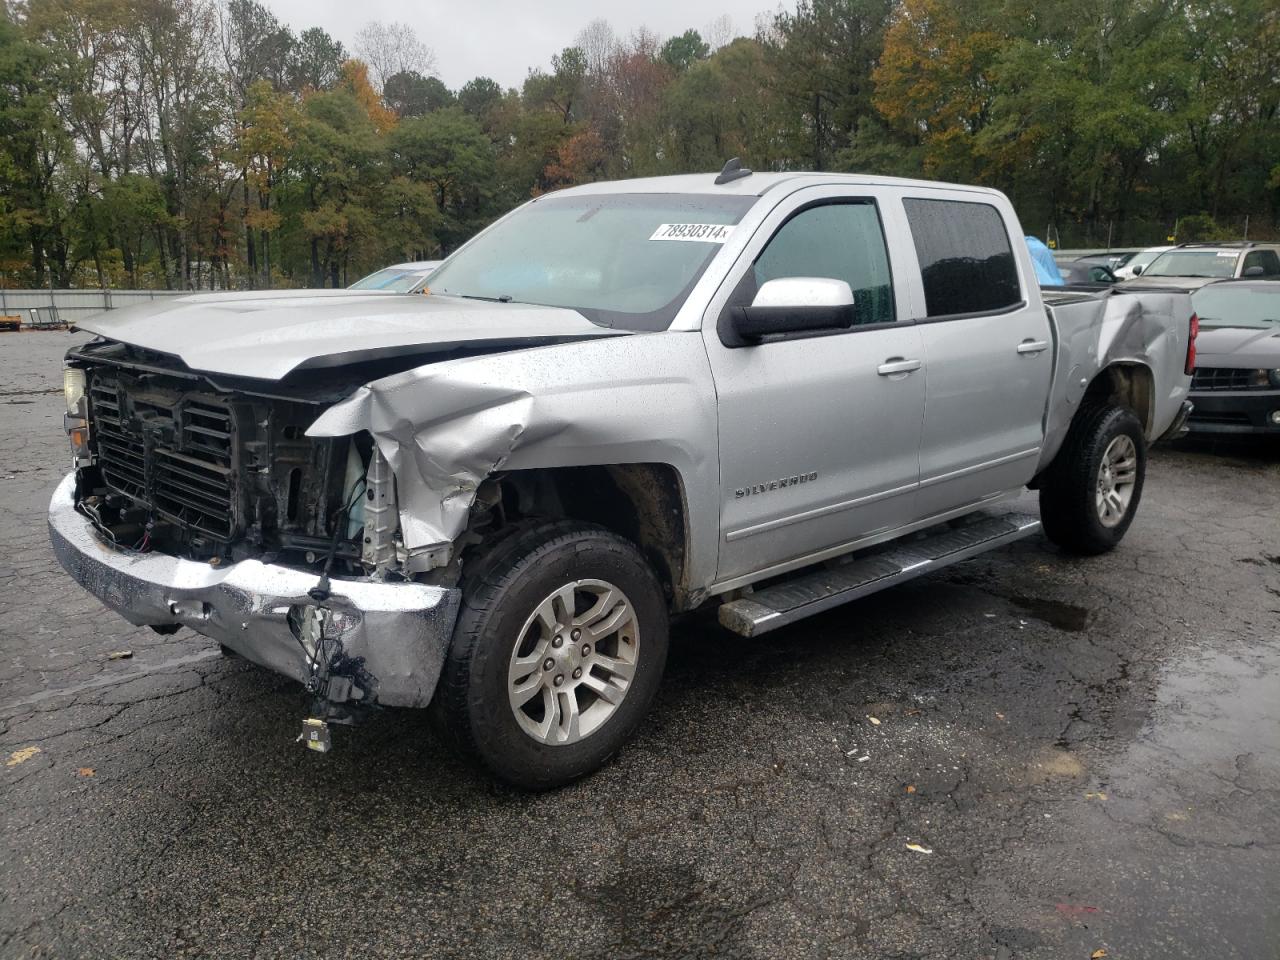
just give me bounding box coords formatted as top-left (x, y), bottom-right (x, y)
top-left (50, 167), bottom-right (1196, 788)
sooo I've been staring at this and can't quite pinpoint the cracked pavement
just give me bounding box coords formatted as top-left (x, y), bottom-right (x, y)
top-left (2, 331), bottom-right (1278, 959)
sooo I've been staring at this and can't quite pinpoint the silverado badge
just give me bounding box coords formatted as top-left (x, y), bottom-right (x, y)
top-left (735, 472), bottom-right (818, 499)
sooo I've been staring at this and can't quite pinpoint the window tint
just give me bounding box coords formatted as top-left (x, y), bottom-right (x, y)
top-left (902, 198), bottom-right (1021, 317)
top-left (1243, 250), bottom-right (1280, 277)
top-left (752, 201), bottom-right (894, 326)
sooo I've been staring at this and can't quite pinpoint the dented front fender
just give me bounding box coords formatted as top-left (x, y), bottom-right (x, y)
top-left (307, 332), bottom-right (721, 588)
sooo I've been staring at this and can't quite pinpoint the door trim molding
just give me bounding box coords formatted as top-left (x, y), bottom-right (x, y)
top-left (724, 479), bottom-right (918, 542)
top-left (723, 446), bottom-right (1040, 544)
top-left (918, 446), bottom-right (1041, 489)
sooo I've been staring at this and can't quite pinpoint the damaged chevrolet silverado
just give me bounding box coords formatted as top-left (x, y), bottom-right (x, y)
top-left (50, 167), bottom-right (1196, 788)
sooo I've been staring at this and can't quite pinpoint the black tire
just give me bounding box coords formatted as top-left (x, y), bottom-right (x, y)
top-left (1039, 404), bottom-right (1147, 555)
top-left (434, 520), bottom-right (669, 790)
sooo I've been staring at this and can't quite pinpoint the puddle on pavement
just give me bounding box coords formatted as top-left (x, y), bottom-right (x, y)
top-left (1006, 595), bottom-right (1092, 632)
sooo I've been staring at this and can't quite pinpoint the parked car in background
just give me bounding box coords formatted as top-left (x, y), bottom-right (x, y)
top-left (349, 260), bottom-right (441, 292)
top-left (1186, 280), bottom-right (1280, 435)
top-left (1126, 242), bottom-right (1280, 288)
top-left (1113, 245), bottom-right (1173, 280)
top-left (1057, 261), bottom-right (1119, 286)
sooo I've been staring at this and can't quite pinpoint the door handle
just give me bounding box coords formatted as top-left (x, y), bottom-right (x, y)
top-left (1017, 339), bottom-right (1050, 355)
top-left (877, 358), bottom-right (922, 376)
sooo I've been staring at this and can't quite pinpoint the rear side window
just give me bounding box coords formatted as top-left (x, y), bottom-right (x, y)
top-left (903, 198), bottom-right (1021, 317)
top-left (752, 201), bottom-right (895, 326)
top-left (1243, 250), bottom-right (1280, 277)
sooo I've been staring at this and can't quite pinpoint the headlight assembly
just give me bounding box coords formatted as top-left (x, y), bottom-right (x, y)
top-left (63, 367), bottom-right (86, 415)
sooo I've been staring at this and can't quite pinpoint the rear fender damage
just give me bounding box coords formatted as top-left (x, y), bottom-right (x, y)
top-left (1038, 290), bottom-right (1191, 473)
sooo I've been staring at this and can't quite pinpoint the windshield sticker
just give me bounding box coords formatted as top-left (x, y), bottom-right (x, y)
top-left (649, 223), bottom-right (734, 243)
top-left (1216, 251), bottom-right (1237, 257)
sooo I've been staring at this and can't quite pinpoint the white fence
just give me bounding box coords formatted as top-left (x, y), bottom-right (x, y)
top-left (0, 288), bottom-right (187, 328)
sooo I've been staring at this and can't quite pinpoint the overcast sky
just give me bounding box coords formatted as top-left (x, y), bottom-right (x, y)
top-left (268, 0), bottom-right (786, 90)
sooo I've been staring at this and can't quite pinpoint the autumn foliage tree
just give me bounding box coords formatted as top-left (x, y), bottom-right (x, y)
top-left (1, 0), bottom-right (1277, 289)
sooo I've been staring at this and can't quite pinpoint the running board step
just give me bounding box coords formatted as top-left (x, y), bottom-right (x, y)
top-left (718, 512), bottom-right (1041, 638)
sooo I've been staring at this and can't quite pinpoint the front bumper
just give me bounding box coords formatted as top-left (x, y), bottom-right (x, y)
top-left (48, 473), bottom-right (461, 707)
top-left (1186, 390), bottom-right (1280, 435)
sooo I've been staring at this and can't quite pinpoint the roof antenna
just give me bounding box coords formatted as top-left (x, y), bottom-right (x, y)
top-left (715, 157), bottom-right (752, 185)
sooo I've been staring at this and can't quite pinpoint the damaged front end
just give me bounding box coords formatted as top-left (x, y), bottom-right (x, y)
top-left (49, 340), bottom-right (462, 714)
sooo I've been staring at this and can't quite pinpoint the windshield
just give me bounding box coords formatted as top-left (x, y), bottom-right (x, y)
top-left (425, 193), bottom-right (756, 330)
top-left (1144, 250), bottom-right (1238, 278)
top-left (350, 267), bottom-right (435, 292)
top-left (1192, 286), bottom-right (1280, 329)
top-left (1128, 248), bottom-right (1167, 270)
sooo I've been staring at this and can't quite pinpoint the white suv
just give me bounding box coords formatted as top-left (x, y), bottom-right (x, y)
top-left (1132, 242), bottom-right (1280, 286)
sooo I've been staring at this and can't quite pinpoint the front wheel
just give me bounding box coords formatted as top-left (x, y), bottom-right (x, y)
top-left (1039, 404), bottom-right (1147, 555)
top-left (434, 521), bottom-right (669, 790)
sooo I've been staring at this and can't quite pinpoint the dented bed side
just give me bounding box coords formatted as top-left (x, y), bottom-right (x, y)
top-left (1039, 289), bottom-right (1193, 472)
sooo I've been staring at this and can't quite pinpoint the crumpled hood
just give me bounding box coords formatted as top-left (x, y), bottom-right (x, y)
top-left (1195, 325), bottom-right (1280, 368)
top-left (77, 289), bottom-right (628, 380)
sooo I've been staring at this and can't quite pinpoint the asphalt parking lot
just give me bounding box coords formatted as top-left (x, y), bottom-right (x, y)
top-left (1, 330), bottom-right (1278, 960)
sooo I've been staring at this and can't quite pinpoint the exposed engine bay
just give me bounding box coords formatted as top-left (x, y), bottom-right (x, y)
top-left (67, 339), bottom-right (392, 577)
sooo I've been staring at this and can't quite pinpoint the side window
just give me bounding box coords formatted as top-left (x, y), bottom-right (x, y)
top-left (752, 201), bottom-right (895, 326)
top-left (902, 198), bottom-right (1022, 318)
top-left (1243, 250), bottom-right (1280, 276)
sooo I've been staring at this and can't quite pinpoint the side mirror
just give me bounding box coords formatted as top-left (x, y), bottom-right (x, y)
top-left (729, 277), bottom-right (856, 343)
top-left (1131, 264), bottom-right (1143, 276)
top-left (1243, 265), bottom-right (1265, 278)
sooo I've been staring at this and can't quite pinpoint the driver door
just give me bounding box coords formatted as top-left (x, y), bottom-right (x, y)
top-left (701, 187), bottom-right (926, 586)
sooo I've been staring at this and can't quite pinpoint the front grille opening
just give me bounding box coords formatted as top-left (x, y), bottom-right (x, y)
top-left (1191, 368), bottom-right (1262, 391)
top-left (1189, 410), bottom-right (1252, 425)
top-left (87, 373), bottom-right (237, 542)
top-left (80, 360), bottom-right (348, 568)
top-left (183, 402), bottom-right (233, 458)
top-left (153, 447), bottom-right (233, 538)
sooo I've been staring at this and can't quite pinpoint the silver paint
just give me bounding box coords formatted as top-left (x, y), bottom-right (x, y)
top-left (1039, 289), bottom-right (1192, 468)
top-left (54, 173), bottom-right (1194, 666)
top-left (306, 331), bottom-right (721, 588)
top-left (75, 288), bottom-right (629, 380)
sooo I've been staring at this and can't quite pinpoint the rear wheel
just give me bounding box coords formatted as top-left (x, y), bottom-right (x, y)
top-left (1039, 404), bottom-right (1147, 555)
top-left (434, 521), bottom-right (668, 790)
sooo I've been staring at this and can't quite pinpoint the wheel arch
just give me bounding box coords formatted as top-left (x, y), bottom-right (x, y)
top-left (1082, 361), bottom-right (1156, 436)
top-left (475, 463), bottom-right (694, 612)
top-left (1032, 361), bottom-right (1154, 488)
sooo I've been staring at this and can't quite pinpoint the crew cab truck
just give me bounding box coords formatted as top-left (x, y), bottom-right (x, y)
top-left (50, 167), bottom-right (1196, 788)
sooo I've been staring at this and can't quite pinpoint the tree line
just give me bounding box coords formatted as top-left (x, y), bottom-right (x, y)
top-left (1, 0), bottom-right (1277, 290)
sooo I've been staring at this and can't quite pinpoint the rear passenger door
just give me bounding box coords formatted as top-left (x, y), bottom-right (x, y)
top-left (901, 195), bottom-right (1054, 518)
